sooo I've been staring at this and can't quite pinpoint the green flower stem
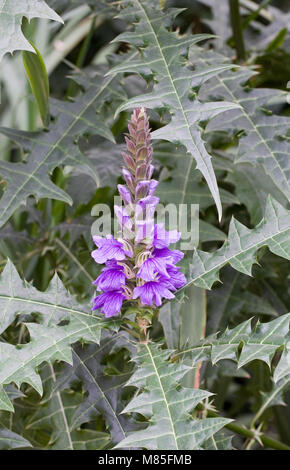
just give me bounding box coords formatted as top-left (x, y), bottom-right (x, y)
top-left (229, 0), bottom-right (246, 61)
top-left (207, 410), bottom-right (290, 450)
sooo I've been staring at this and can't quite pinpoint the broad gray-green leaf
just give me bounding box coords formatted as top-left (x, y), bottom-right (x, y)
top-left (0, 69), bottom-right (120, 229)
top-left (225, 158), bottom-right (288, 226)
top-left (213, 150), bottom-right (288, 226)
top-left (25, 364), bottom-right (110, 450)
top-left (179, 313), bottom-right (290, 381)
top-left (197, 50), bottom-right (290, 204)
top-left (197, 0), bottom-right (290, 51)
top-left (109, 0), bottom-right (241, 220)
top-left (203, 431), bottom-right (233, 450)
top-left (0, 427), bottom-right (32, 450)
top-left (181, 195), bottom-right (290, 290)
top-left (0, 260), bottom-right (119, 411)
top-left (54, 332), bottom-right (139, 446)
top-left (0, 0), bottom-right (62, 62)
top-left (154, 142), bottom-right (239, 224)
top-left (115, 344), bottom-right (230, 450)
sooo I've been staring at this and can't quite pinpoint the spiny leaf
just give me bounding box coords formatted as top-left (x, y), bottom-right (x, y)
top-left (197, 0), bottom-right (290, 51)
top-left (180, 195), bottom-right (290, 291)
top-left (115, 343), bottom-right (231, 450)
top-left (154, 143), bottom-right (239, 214)
top-left (54, 332), bottom-right (139, 446)
top-left (179, 313), bottom-right (290, 381)
top-left (0, 387), bottom-right (14, 412)
top-left (0, 260), bottom-right (119, 411)
top-left (203, 431), bottom-right (233, 450)
top-left (25, 364), bottom-right (111, 450)
top-left (223, 155), bottom-right (288, 226)
top-left (0, 68), bottom-right (120, 229)
top-left (0, 0), bottom-right (63, 63)
top-left (196, 49), bottom-right (290, 204)
top-left (109, 0), bottom-right (241, 220)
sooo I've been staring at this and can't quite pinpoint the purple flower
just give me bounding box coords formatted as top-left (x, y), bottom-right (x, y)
top-left (114, 206), bottom-right (133, 231)
top-left (153, 224), bottom-right (181, 249)
top-left (153, 247), bottom-right (184, 264)
top-left (136, 179), bottom-right (158, 199)
top-left (94, 261), bottom-right (126, 291)
top-left (133, 281), bottom-right (175, 307)
top-left (135, 219), bottom-right (155, 244)
top-left (135, 195), bottom-right (159, 220)
top-left (136, 255), bottom-right (171, 282)
top-left (92, 235), bottom-right (130, 264)
top-left (92, 291), bottom-right (125, 318)
top-left (118, 184), bottom-right (133, 205)
top-left (158, 265), bottom-right (187, 290)
top-left (134, 196), bottom-right (159, 244)
top-left (91, 107), bottom-right (186, 318)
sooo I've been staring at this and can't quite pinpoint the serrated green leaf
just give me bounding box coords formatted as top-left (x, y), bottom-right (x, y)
top-left (0, 69), bottom-right (119, 229)
top-left (0, 386), bottom-right (14, 412)
top-left (179, 313), bottom-right (290, 380)
top-left (0, 0), bottom-right (63, 63)
top-left (203, 431), bottom-right (233, 450)
top-left (115, 344), bottom-right (231, 450)
top-left (0, 260), bottom-right (119, 411)
top-left (25, 364), bottom-right (110, 450)
top-left (274, 346), bottom-right (290, 383)
top-left (197, 50), bottom-right (290, 204)
top-left (238, 314), bottom-right (290, 368)
top-left (108, 0), bottom-right (241, 220)
top-left (180, 195), bottom-right (290, 290)
top-left (54, 332), bottom-right (139, 446)
top-left (154, 143), bottom-right (239, 217)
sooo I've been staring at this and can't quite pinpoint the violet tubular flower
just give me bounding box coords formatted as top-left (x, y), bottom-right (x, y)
top-left (91, 107), bottom-right (186, 318)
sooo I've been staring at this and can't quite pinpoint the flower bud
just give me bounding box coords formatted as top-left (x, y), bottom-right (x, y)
top-left (136, 163), bottom-right (147, 179)
top-left (118, 184), bottom-right (133, 205)
top-left (136, 181), bottom-right (149, 199)
top-left (136, 146), bottom-right (147, 162)
top-left (125, 136), bottom-right (135, 155)
top-left (122, 152), bottom-right (135, 172)
top-left (136, 131), bottom-right (146, 146)
top-left (128, 123), bottom-right (137, 139)
top-left (135, 180), bottom-right (157, 199)
top-left (122, 168), bottom-right (135, 193)
top-left (146, 164), bottom-right (154, 179)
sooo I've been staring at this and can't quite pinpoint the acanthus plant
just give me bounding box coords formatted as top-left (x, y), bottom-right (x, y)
top-left (91, 107), bottom-right (186, 328)
top-left (0, 0), bottom-right (289, 452)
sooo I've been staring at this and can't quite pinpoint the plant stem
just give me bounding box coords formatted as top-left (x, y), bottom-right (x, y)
top-left (121, 326), bottom-right (140, 340)
top-left (229, 0), bottom-right (246, 61)
top-left (207, 410), bottom-right (290, 450)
